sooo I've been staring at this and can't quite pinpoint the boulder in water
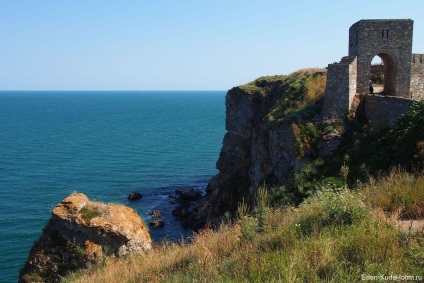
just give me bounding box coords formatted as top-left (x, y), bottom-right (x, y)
top-left (128, 191), bottom-right (143, 201)
top-left (149, 219), bottom-right (165, 228)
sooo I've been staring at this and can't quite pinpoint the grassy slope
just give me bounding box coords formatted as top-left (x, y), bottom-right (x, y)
top-left (64, 70), bottom-right (424, 282)
top-left (65, 170), bottom-right (424, 282)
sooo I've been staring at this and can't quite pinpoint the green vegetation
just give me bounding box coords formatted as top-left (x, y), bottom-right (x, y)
top-left (295, 121), bottom-right (320, 156)
top-left (360, 168), bottom-right (424, 219)
top-left (238, 75), bottom-right (286, 95)
top-left (65, 170), bottom-right (424, 283)
top-left (271, 99), bottom-right (424, 206)
top-left (267, 68), bottom-right (326, 125)
top-left (336, 100), bottom-right (424, 181)
top-left (79, 205), bottom-right (102, 222)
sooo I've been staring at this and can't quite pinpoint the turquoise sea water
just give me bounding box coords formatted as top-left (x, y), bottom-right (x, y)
top-left (0, 91), bottom-right (226, 282)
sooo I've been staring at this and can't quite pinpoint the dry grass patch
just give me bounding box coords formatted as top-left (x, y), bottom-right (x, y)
top-left (359, 168), bottom-right (424, 219)
top-left (305, 73), bottom-right (327, 104)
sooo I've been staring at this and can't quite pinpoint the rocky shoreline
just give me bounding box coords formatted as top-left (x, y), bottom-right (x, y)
top-left (127, 185), bottom-right (205, 242)
top-left (18, 184), bottom-right (209, 282)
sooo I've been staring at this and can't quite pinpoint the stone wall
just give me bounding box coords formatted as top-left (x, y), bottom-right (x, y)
top-left (410, 53), bottom-right (424, 100)
top-left (322, 56), bottom-right (357, 117)
top-left (349, 19), bottom-right (413, 97)
top-left (364, 94), bottom-right (414, 130)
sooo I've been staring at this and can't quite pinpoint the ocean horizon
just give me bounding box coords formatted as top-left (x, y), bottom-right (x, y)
top-left (0, 90), bottom-right (226, 282)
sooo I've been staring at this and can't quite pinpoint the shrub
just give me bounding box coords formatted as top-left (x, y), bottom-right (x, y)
top-left (296, 121), bottom-right (320, 157)
top-left (295, 187), bottom-right (368, 236)
top-left (270, 158), bottom-right (344, 206)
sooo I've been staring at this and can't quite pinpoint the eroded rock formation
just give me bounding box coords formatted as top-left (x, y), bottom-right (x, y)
top-left (19, 193), bottom-right (151, 283)
top-left (176, 71), bottom-right (344, 231)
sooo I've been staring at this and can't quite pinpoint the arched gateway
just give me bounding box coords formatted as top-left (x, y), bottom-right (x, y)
top-left (348, 19), bottom-right (413, 98)
top-left (322, 19), bottom-right (423, 118)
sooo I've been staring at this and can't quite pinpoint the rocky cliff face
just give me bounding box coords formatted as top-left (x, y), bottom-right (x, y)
top-left (206, 79), bottom-right (304, 214)
top-left (177, 70), bottom-right (339, 230)
top-left (19, 193), bottom-right (151, 283)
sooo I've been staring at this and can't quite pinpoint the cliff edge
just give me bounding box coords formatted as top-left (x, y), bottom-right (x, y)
top-left (177, 69), bottom-right (343, 229)
top-left (19, 193), bottom-right (151, 283)
top-left (177, 66), bottom-right (424, 232)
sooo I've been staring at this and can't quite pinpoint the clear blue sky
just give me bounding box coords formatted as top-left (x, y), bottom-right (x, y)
top-left (0, 0), bottom-right (423, 90)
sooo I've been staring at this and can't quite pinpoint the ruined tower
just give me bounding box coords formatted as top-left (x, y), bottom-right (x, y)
top-left (322, 19), bottom-right (423, 119)
top-left (349, 19), bottom-right (413, 98)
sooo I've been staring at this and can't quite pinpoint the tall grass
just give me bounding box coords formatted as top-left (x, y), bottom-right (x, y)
top-left (359, 167), bottom-right (424, 219)
top-left (65, 170), bottom-right (424, 283)
top-left (305, 73), bottom-right (327, 104)
top-left (266, 69), bottom-right (327, 125)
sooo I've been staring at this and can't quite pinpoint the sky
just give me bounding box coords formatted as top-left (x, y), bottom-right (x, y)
top-left (0, 0), bottom-right (423, 90)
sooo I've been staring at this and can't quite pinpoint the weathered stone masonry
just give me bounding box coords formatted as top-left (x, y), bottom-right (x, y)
top-left (322, 56), bottom-right (357, 116)
top-left (411, 53), bottom-right (424, 100)
top-left (323, 19), bottom-right (423, 128)
top-left (349, 19), bottom-right (413, 98)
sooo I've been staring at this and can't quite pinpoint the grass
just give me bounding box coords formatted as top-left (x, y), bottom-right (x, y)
top-left (64, 169), bottom-right (424, 282)
top-left (359, 167), bottom-right (424, 219)
top-left (79, 205), bottom-right (102, 222)
top-left (266, 68), bottom-right (327, 126)
top-left (238, 75), bottom-right (286, 95)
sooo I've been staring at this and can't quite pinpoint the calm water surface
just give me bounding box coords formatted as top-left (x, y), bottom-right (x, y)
top-left (0, 91), bottom-right (226, 282)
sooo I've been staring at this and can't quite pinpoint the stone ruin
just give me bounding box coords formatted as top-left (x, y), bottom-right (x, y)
top-left (322, 19), bottom-right (424, 129)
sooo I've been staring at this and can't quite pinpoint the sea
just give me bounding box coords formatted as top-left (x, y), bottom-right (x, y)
top-left (0, 90), bottom-right (226, 283)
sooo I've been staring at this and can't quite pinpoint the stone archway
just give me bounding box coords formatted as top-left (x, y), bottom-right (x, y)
top-left (369, 51), bottom-right (398, 96)
top-left (348, 20), bottom-right (413, 98)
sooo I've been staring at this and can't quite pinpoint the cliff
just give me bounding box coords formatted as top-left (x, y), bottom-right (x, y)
top-left (176, 68), bottom-right (424, 231)
top-left (178, 69), bottom-right (345, 229)
top-left (19, 193), bottom-right (151, 283)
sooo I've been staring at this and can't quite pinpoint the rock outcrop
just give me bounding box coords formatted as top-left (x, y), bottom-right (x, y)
top-left (185, 80), bottom-right (302, 229)
top-left (176, 70), bottom-right (343, 230)
top-left (128, 191), bottom-right (143, 200)
top-left (19, 193), bottom-right (151, 283)
top-left (209, 81), bottom-right (295, 199)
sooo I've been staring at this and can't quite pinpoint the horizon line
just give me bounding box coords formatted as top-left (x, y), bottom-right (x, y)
top-left (0, 89), bottom-right (228, 92)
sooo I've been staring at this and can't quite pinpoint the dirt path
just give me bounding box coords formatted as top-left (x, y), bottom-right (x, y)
top-left (397, 219), bottom-right (424, 233)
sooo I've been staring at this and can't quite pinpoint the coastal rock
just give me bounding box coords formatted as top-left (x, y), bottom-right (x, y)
top-left (249, 124), bottom-right (300, 191)
top-left (128, 191), bottom-right (143, 200)
top-left (173, 84), bottom-right (288, 230)
top-left (175, 187), bottom-right (202, 200)
top-left (149, 219), bottom-right (165, 228)
top-left (317, 129), bottom-right (342, 156)
top-left (178, 72), bottom-right (342, 231)
top-left (149, 210), bottom-right (162, 218)
top-left (19, 193), bottom-right (151, 283)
